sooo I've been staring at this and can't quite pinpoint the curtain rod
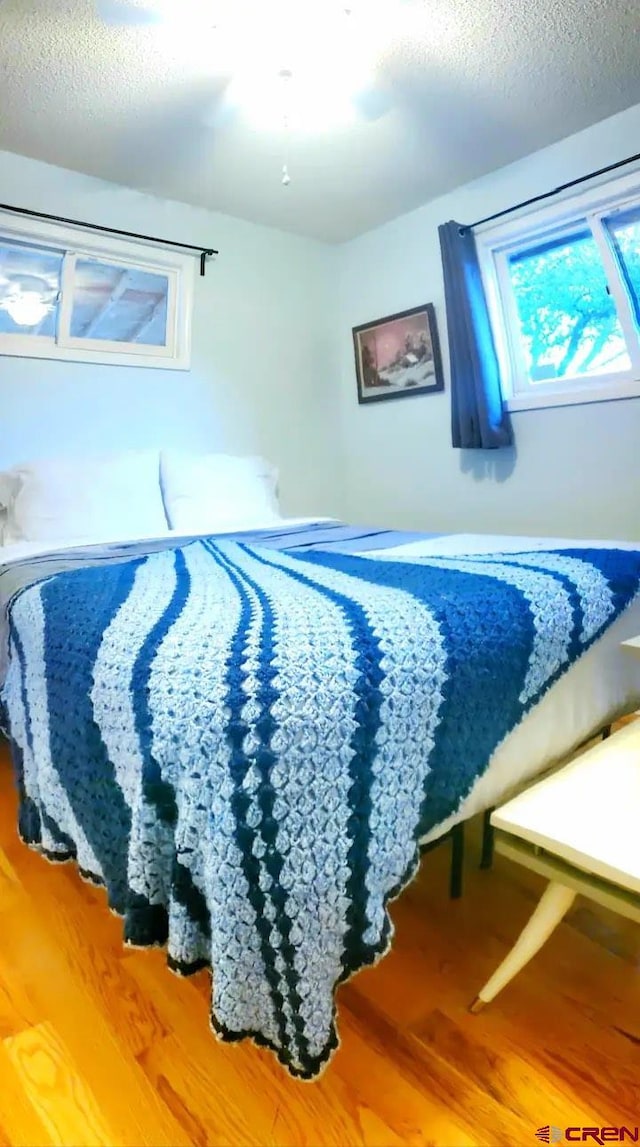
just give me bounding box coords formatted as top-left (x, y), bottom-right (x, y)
top-left (0, 201), bottom-right (218, 276)
top-left (465, 150), bottom-right (640, 232)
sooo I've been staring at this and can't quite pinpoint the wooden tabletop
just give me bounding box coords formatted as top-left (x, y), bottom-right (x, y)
top-left (491, 720), bottom-right (640, 893)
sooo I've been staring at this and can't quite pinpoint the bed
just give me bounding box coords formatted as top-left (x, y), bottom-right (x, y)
top-left (2, 518), bottom-right (640, 1079)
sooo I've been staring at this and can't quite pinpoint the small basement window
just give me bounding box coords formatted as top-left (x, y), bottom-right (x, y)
top-left (0, 212), bottom-right (195, 370)
top-left (477, 171), bottom-right (640, 410)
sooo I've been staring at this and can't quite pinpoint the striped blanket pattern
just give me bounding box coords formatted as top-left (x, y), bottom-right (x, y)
top-left (3, 536), bottom-right (640, 1077)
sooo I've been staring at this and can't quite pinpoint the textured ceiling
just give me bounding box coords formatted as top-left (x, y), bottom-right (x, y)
top-left (1, 0), bottom-right (640, 242)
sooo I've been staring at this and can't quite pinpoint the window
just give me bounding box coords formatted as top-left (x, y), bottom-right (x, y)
top-left (0, 213), bottom-right (194, 370)
top-left (477, 171), bottom-right (640, 410)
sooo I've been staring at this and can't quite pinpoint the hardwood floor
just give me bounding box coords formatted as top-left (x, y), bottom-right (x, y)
top-left (0, 738), bottom-right (638, 1147)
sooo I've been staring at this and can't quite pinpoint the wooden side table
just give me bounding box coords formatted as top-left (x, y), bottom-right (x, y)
top-left (470, 714), bottom-right (640, 1012)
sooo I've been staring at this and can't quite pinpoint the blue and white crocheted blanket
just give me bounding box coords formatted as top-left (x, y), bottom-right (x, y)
top-left (4, 535), bottom-right (640, 1078)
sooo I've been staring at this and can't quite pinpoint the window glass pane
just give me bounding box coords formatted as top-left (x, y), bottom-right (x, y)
top-left (605, 207), bottom-right (640, 328)
top-left (0, 240), bottom-right (62, 336)
top-left (69, 258), bottom-right (169, 347)
top-left (507, 227), bottom-right (631, 383)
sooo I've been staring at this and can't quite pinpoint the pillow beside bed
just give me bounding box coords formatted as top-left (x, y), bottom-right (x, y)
top-left (0, 470), bottom-right (20, 545)
top-left (0, 450), bottom-right (168, 543)
top-left (160, 449), bottom-right (281, 533)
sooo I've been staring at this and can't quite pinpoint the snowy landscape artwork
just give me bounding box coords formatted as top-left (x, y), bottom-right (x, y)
top-left (353, 303), bottom-right (444, 404)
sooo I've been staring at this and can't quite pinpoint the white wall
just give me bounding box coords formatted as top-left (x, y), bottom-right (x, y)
top-left (336, 102), bottom-right (640, 539)
top-left (0, 150), bottom-right (342, 517)
top-left (5, 101), bottom-right (640, 538)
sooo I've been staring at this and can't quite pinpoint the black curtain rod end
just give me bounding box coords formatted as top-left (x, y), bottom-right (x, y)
top-left (200, 250), bottom-right (216, 276)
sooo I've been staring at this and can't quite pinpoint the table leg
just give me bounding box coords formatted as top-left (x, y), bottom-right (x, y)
top-left (450, 823), bottom-right (464, 899)
top-left (469, 880), bottom-right (576, 1012)
top-left (480, 809), bottom-right (494, 870)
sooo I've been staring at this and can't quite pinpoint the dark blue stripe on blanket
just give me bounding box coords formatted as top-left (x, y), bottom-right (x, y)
top-left (132, 549), bottom-right (188, 825)
top-left (235, 544), bottom-right (386, 976)
top-left (6, 627), bottom-right (42, 845)
top-left (40, 558), bottom-right (144, 912)
top-left (130, 548), bottom-right (211, 942)
top-left (580, 547), bottom-right (640, 614)
top-left (8, 623), bottom-right (34, 757)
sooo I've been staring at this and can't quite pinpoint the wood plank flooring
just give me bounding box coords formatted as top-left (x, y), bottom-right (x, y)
top-left (0, 737), bottom-right (638, 1147)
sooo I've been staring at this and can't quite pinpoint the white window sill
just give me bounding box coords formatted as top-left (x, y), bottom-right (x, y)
top-left (0, 339), bottom-right (192, 372)
top-left (506, 378), bottom-right (640, 413)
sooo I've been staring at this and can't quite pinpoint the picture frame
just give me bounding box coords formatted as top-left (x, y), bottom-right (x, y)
top-left (352, 303), bottom-right (444, 405)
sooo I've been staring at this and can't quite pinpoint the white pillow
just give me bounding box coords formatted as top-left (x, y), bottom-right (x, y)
top-left (160, 450), bottom-right (280, 533)
top-left (0, 470), bottom-right (19, 546)
top-left (4, 450), bottom-right (168, 543)
top-left (0, 469), bottom-right (20, 511)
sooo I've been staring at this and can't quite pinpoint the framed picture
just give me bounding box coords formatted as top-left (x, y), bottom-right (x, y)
top-left (352, 303), bottom-right (444, 405)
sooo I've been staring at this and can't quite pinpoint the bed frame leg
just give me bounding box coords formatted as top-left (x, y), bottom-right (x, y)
top-left (449, 823), bottom-right (464, 899)
top-left (480, 808), bottom-right (495, 870)
top-left (602, 724), bottom-right (611, 740)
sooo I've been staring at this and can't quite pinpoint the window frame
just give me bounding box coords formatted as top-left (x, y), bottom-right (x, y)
top-left (0, 211), bottom-right (195, 371)
top-left (477, 169), bottom-right (640, 411)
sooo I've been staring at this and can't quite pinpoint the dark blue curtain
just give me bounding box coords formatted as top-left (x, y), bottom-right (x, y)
top-left (438, 220), bottom-right (513, 449)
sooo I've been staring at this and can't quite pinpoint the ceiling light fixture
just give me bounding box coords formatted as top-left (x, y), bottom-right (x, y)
top-left (102, 0), bottom-right (409, 182)
top-left (180, 4), bottom-right (394, 98)
top-left (212, 1), bottom-right (380, 183)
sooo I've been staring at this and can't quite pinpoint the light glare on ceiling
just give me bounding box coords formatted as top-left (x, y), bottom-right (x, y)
top-left (153, 0), bottom-right (404, 131)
